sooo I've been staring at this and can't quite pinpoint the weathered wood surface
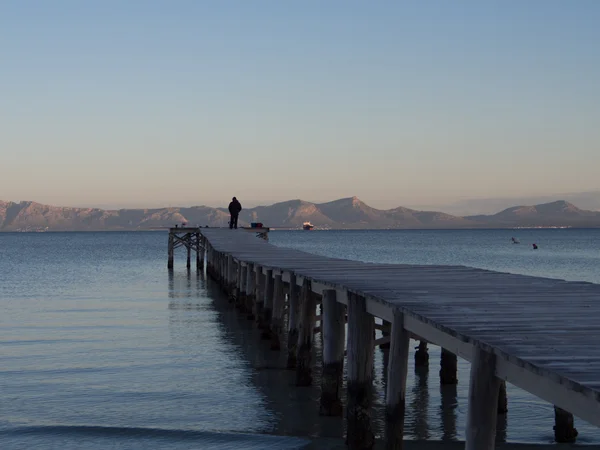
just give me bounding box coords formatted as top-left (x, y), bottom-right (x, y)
top-left (466, 348), bottom-right (501, 450)
top-left (296, 279), bottom-right (316, 386)
top-left (320, 289), bottom-right (345, 416)
top-left (385, 310), bottom-right (410, 450)
top-left (271, 274), bottom-right (284, 350)
top-left (346, 293), bottom-right (375, 449)
top-left (286, 273), bottom-right (300, 369)
top-left (199, 228), bottom-right (600, 427)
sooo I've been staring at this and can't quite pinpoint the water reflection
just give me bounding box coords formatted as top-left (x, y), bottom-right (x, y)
top-left (440, 384), bottom-right (457, 440)
top-left (409, 366), bottom-right (430, 440)
top-left (167, 271), bottom-right (344, 439)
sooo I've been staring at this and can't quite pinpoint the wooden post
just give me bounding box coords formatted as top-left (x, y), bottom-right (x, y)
top-left (167, 233), bottom-right (174, 269)
top-left (319, 289), bottom-right (345, 416)
top-left (554, 406), bottom-right (578, 443)
top-left (254, 267), bottom-right (265, 327)
top-left (465, 348), bottom-right (501, 450)
top-left (380, 320), bottom-right (391, 349)
top-left (200, 236), bottom-right (205, 270)
top-left (261, 269), bottom-right (274, 339)
top-left (296, 279), bottom-right (316, 386)
top-left (195, 233), bottom-right (201, 270)
top-left (206, 245), bottom-right (211, 274)
top-left (238, 263), bottom-right (247, 311)
top-left (385, 310), bottom-right (411, 450)
top-left (415, 340), bottom-right (429, 367)
top-left (440, 349), bottom-right (458, 385)
top-left (498, 380), bottom-right (508, 414)
top-left (220, 254), bottom-right (226, 288)
top-left (346, 293), bottom-right (375, 450)
top-left (245, 264), bottom-right (255, 319)
top-left (286, 274), bottom-right (299, 369)
top-left (227, 256), bottom-right (234, 296)
top-left (217, 253), bottom-right (223, 285)
top-left (186, 241), bottom-right (191, 269)
top-left (271, 274), bottom-right (284, 350)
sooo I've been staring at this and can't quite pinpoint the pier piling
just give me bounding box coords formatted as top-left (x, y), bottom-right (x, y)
top-left (296, 279), bottom-right (316, 386)
top-left (346, 293), bottom-right (375, 449)
top-left (498, 381), bottom-right (508, 414)
top-left (385, 310), bottom-right (410, 450)
top-left (320, 289), bottom-right (345, 416)
top-left (261, 270), bottom-right (274, 340)
top-left (286, 274), bottom-right (299, 369)
top-left (271, 274), bottom-right (284, 350)
top-left (414, 341), bottom-right (429, 368)
top-left (554, 406), bottom-right (578, 442)
top-left (440, 349), bottom-right (458, 385)
top-left (245, 264), bottom-right (255, 319)
top-left (466, 348), bottom-right (501, 450)
top-left (254, 266), bottom-right (265, 327)
top-left (167, 234), bottom-right (174, 270)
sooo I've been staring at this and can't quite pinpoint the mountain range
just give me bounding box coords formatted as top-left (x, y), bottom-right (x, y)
top-left (1, 197), bottom-right (599, 231)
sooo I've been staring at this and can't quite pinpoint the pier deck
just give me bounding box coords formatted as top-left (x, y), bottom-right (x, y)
top-left (194, 228), bottom-right (600, 449)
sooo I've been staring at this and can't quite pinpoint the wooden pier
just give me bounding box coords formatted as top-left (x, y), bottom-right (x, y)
top-left (173, 227), bottom-right (600, 449)
top-left (167, 226), bottom-right (269, 269)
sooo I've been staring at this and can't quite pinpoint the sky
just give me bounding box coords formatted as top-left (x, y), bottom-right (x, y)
top-left (2, 1), bottom-right (599, 210)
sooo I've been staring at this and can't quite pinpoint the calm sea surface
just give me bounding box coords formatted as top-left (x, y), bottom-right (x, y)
top-left (1, 229), bottom-right (600, 448)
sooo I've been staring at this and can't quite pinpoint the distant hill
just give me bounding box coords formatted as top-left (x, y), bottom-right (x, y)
top-left (1, 198), bottom-right (600, 231)
top-left (418, 191), bottom-right (600, 216)
top-left (466, 200), bottom-right (600, 228)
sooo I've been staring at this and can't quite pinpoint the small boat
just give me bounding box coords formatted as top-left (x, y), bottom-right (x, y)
top-left (303, 221), bottom-right (314, 231)
top-left (511, 237), bottom-right (520, 244)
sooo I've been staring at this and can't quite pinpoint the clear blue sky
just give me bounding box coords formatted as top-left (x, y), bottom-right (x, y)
top-left (2, 0), bottom-right (599, 209)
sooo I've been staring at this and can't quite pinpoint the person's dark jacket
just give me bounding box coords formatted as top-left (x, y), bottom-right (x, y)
top-left (228, 199), bottom-right (242, 215)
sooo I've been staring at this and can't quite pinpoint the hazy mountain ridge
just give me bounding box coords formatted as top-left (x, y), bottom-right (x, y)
top-left (1, 198), bottom-right (599, 231)
top-left (466, 200), bottom-right (600, 227)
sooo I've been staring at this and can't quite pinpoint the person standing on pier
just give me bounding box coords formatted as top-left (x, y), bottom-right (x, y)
top-left (228, 197), bottom-right (242, 229)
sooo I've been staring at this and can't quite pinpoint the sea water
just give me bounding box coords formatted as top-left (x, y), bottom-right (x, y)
top-left (1, 229), bottom-right (599, 448)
